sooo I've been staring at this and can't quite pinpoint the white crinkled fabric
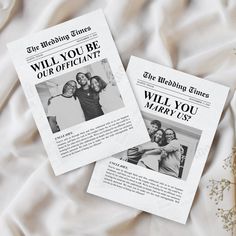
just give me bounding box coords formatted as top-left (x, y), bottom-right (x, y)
top-left (0, 0), bottom-right (235, 235)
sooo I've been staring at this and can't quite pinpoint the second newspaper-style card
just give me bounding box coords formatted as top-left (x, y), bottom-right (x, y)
top-left (88, 56), bottom-right (229, 224)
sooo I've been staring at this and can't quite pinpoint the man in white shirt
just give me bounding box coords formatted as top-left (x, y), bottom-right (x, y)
top-left (47, 80), bottom-right (85, 133)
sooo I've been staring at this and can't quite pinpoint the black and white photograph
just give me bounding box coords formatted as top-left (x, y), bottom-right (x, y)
top-left (36, 59), bottom-right (124, 133)
top-left (114, 112), bottom-right (202, 180)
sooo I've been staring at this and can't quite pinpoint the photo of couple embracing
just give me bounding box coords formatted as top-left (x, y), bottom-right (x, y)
top-left (36, 59), bottom-right (124, 133)
top-left (115, 114), bottom-right (201, 180)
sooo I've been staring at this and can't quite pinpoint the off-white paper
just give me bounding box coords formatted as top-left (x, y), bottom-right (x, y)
top-left (88, 56), bottom-right (229, 224)
top-left (7, 11), bottom-right (149, 175)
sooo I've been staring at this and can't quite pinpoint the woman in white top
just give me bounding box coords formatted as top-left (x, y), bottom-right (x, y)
top-left (159, 128), bottom-right (181, 178)
top-left (90, 76), bottom-right (124, 114)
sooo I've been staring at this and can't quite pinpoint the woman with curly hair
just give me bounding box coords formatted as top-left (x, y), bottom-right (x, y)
top-left (137, 129), bottom-right (167, 171)
top-left (90, 75), bottom-right (124, 114)
top-left (158, 128), bottom-right (181, 177)
top-left (75, 72), bottom-right (104, 120)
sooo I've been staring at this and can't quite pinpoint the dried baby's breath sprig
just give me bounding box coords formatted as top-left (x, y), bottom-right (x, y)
top-left (223, 148), bottom-right (236, 176)
top-left (208, 148), bottom-right (236, 234)
top-left (207, 179), bottom-right (232, 204)
top-left (216, 206), bottom-right (236, 234)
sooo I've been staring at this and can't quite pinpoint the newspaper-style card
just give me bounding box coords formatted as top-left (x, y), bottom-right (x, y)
top-left (7, 11), bottom-right (149, 176)
top-left (88, 56), bottom-right (229, 224)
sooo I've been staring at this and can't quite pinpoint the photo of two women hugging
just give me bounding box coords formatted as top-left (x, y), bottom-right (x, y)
top-left (119, 120), bottom-right (183, 178)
